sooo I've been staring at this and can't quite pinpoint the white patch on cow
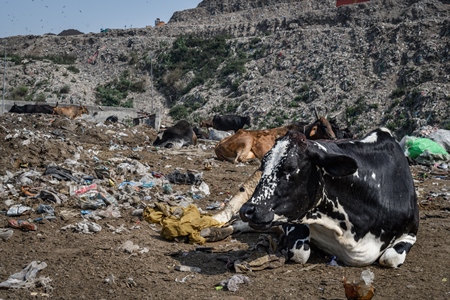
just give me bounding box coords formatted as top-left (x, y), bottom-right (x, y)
top-left (312, 142), bottom-right (327, 152)
top-left (371, 172), bottom-right (376, 180)
top-left (289, 238), bottom-right (311, 264)
top-left (302, 197), bottom-right (385, 266)
top-left (273, 213), bottom-right (288, 223)
top-left (251, 140), bottom-right (289, 205)
top-left (379, 127), bottom-right (393, 136)
top-left (360, 131), bottom-right (378, 144)
top-left (353, 170), bottom-right (359, 178)
top-left (379, 233), bottom-right (416, 268)
top-left (262, 140), bottom-right (289, 177)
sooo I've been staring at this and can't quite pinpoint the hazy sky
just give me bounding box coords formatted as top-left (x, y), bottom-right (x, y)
top-left (0, 0), bottom-right (202, 38)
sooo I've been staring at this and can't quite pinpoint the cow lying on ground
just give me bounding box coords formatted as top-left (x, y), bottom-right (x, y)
top-left (193, 127), bottom-right (209, 140)
top-left (9, 103), bottom-right (54, 114)
top-left (239, 128), bottom-right (419, 267)
top-left (212, 114), bottom-right (251, 133)
top-left (215, 116), bottom-right (336, 163)
top-left (52, 103), bottom-right (89, 119)
top-left (153, 120), bottom-right (197, 149)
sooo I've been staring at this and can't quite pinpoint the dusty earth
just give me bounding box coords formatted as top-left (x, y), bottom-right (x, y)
top-left (0, 113), bottom-right (449, 300)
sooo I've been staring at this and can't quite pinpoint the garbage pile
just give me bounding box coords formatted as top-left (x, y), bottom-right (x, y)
top-left (0, 113), bottom-right (218, 243)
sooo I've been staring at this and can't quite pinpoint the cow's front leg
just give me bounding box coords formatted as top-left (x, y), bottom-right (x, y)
top-left (379, 233), bottom-right (416, 268)
top-left (279, 224), bottom-right (311, 264)
top-left (235, 141), bottom-right (254, 163)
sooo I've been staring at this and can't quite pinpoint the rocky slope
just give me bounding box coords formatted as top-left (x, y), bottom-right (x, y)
top-left (1, 0), bottom-right (449, 139)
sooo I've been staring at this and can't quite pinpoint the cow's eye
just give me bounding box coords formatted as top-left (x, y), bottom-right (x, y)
top-left (283, 166), bottom-right (296, 174)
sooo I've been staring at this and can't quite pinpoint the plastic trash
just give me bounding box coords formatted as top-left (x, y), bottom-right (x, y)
top-left (162, 183), bottom-right (173, 194)
top-left (117, 240), bottom-right (140, 254)
top-left (0, 228), bottom-right (14, 241)
top-left (219, 274), bottom-right (250, 292)
top-left (7, 204), bottom-right (32, 216)
top-left (0, 261), bottom-right (51, 289)
top-left (175, 265), bottom-right (202, 273)
top-left (78, 198), bottom-right (106, 210)
top-left (343, 269), bottom-right (375, 300)
top-left (75, 183), bottom-right (98, 195)
top-left (36, 204), bottom-right (55, 215)
top-left (405, 137), bottom-right (449, 159)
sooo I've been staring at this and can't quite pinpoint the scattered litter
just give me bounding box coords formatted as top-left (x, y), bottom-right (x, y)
top-left (0, 228), bottom-right (14, 240)
top-left (6, 204), bottom-right (32, 216)
top-left (219, 274), bottom-right (250, 292)
top-left (61, 219), bottom-right (101, 234)
top-left (8, 219), bottom-right (38, 231)
top-left (104, 274), bottom-right (116, 285)
top-left (343, 269), bottom-right (375, 300)
top-left (0, 261), bottom-right (52, 291)
top-left (327, 256), bottom-right (339, 266)
top-left (117, 240), bottom-right (140, 254)
top-left (175, 274), bottom-right (195, 283)
top-left (166, 170), bottom-right (203, 185)
top-left (174, 265), bottom-right (201, 273)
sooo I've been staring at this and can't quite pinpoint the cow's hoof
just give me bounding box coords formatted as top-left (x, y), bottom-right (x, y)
top-left (200, 226), bottom-right (234, 242)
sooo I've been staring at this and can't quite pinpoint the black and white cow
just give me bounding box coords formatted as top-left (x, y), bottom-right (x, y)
top-left (239, 128), bottom-right (419, 268)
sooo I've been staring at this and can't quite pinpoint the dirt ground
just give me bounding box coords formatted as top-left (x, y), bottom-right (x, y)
top-left (0, 113), bottom-right (449, 300)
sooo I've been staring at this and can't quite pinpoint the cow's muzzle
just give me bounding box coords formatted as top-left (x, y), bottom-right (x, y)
top-left (239, 203), bottom-right (274, 230)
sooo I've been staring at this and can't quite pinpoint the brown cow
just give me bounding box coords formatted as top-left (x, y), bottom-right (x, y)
top-left (215, 115), bottom-right (335, 163)
top-left (199, 118), bottom-right (213, 128)
top-left (52, 103), bottom-right (89, 119)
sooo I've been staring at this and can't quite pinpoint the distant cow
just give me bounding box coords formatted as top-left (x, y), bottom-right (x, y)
top-left (212, 114), bottom-right (251, 133)
top-left (193, 127), bottom-right (209, 140)
top-left (9, 103), bottom-right (54, 114)
top-left (52, 103), bottom-right (89, 119)
top-left (153, 120), bottom-right (197, 149)
top-left (199, 118), bottom-right (213, 129)
top-left (105, 115), bottom-right (119, 123)
top-left (239, 128), bottom-right (419, 267)
top-left (215, 116), bottom-right (336, 163)
top-left (329, 118), bottom-right (356, 139)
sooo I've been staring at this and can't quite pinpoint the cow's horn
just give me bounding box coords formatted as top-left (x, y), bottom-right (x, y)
top-left (314, 106), bottom-right (320, 119)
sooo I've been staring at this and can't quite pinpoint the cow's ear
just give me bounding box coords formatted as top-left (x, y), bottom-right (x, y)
top-left (317, 154), bottom-right (358, 177)
top-left (309, 125), bottom-right (318, 137)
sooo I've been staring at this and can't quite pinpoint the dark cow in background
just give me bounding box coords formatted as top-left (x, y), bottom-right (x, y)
top-left (105, 115), bottom-right (119, 124)
top-left (153, 120), bottom-right (197, 149)
top-left (240, 128), bottom-right (418, 267)
top-left (9, 103), bottom-right (54, 114)
top-left (329, 118), bottom-right (356, 139)
top-left (212, 114), bottom-right (251, 133)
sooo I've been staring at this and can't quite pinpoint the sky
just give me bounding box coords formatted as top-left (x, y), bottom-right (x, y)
top-left (0, 0), bottom-right (202, 38)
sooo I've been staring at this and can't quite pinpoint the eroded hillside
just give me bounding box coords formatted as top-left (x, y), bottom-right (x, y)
top-left (1, 0), bottom-right (449, 138)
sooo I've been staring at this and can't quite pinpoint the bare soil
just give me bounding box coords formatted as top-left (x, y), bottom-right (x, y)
top-left (0, 114), bottom-right (449, 300)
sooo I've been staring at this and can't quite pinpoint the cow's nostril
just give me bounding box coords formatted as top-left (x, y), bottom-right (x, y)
top-left (240, 204), bottom-right (255, 221)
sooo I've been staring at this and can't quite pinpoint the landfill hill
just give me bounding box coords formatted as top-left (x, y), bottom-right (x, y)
top-left (0, 0), bottom-right (449, 138)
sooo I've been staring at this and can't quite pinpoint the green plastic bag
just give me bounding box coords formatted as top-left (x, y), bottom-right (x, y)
top-left (406, 137), bottom-right (449, 159)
